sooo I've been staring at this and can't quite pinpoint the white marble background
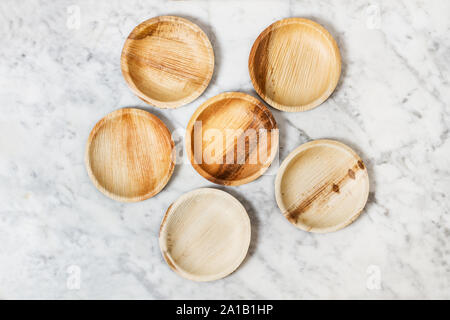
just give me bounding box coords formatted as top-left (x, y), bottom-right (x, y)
top-left (0, 0), bottom-right (449, 299)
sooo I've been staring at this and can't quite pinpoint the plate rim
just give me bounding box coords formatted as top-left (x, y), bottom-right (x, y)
top-left (248, 17), bottom-right (342, 112)
top-left (121, 15), bottom-right (215, 109)
top-left (274, 139), bottom-right (370, 233)
top-left (85, 108), bottom-right (175, 202)
top-left (159, 188), bottom-right (251, 282)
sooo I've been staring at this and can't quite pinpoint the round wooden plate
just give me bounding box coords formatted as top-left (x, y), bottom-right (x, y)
top-left (121, 16), bottom-right (214, 109)
top-left (249, 18), bottom-right (341, 112)
top-left (159, 188), bottom-right (251, 281)
top-left (85, 108), bottom-right (175, 202)
top-left (275, 140), bottom-right (369, 233)
top-left (186, 92), bottom-right (279, 186)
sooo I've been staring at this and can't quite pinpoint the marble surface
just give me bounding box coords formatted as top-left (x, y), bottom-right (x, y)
top-left (0, 0), bottom-right (449, 299)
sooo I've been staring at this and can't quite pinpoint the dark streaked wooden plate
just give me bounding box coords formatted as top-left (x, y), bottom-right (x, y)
top-left (275, 140), bottom-right (369, 233)
top-left (159, 188), bottom-right (251, 281)
top-left (185, 92), bottom-right (279, 186)
top-left (249, 18), bottom-right (341, 112)
top-left (121, 16), bottom-right (214, 109)
top-left (85, 108), bottom-right (175, 202)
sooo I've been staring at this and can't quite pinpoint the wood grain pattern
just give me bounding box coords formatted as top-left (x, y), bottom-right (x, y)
top-left (275, 140), bottom-right (369, 233)
top-left (121, 16), bottom-right (214, 109)
top-left (85, 108), bottom-right (175, 202)
top-left (159, 188), bottom-right (251, 281)
top-left (249, 18), bottom-right (341, 112)
top-left (185, 92), bottom-right (279, 186)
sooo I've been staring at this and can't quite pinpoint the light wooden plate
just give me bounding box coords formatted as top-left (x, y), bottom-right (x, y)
top-left (121, 16), bottom-right (214, 109)
top-left (275, 140), bottom-right (369, 233)
top-left (186, 92), bottom-right (279, 186)
top-left (159, 188), bottom-right (251, 281)
top-left (249, 18), bottom-right (341, 112)
top-left (85, 108), bottom-right (175, 202)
